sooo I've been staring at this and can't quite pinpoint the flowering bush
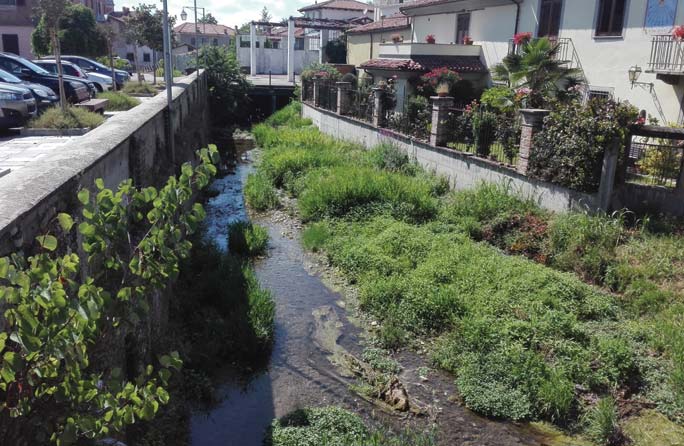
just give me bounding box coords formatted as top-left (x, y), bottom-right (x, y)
top-left (513, 32), bottom-right (533, 45)
top-left (673, 25), bottom-right (684, 41)
top-left (425, 34), bottom-right (436, 44)
top-left (301, 62), bottom-right (341, 82)
top-left (421, 67), bottom-right (460, 89)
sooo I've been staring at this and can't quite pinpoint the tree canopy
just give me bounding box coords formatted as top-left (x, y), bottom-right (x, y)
top-left (198, 12), bottom-right (218, 25)
top-left (32, 3), bottom-right (107, 58)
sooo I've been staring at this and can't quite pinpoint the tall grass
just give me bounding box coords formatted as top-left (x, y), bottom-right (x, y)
top-left (228, 220), bottom-right (269, 257)
top-left (97, 91), bottom-right (141, 111)
top-left (28, 106), bottom-right (104, 129)
top-left (244, 173), bottom-right (279, 211)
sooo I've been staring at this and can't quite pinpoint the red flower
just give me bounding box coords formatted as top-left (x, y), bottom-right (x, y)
top-left (673, 25), bottom-right (684, 41)
top-left (513, 32), bottom-right (532, 45)
top-left (425, 34), bottom-right (436, 44)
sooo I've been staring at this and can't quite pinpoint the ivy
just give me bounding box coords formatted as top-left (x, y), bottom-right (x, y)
top-left (0, 145), bottom-right (219, 444)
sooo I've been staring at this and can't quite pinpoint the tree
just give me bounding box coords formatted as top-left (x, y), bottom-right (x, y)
top-left (35, 0), bottom-right (69, 110)
top-left (198, 45), bottom-right (250, 125)
top-left (492, 38), bottom-right (581, 108)
top-left (32, 4), bottom-right (107, 58)
top-left (260, 6), bottom-right (271, 23)
top-left (98, 21), bottom-right (119, 91)
top-left (124, 4), bottom-right (175, 84)
top-left (198, 12), bottom-right (218, 25)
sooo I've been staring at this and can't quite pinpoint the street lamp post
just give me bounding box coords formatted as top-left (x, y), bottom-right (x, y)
top-left (181, 4), bottom-right (205, 77)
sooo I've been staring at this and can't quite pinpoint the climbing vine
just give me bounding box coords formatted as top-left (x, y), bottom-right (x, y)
top-left (0, 145), bottom-right (219, 445)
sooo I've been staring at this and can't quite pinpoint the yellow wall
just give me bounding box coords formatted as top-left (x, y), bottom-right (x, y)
top-left (347, 28), bottom-right (412, 67)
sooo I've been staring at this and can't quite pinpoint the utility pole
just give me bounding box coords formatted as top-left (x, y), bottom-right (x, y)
top-left (161, 0), bottom-right (175, 163)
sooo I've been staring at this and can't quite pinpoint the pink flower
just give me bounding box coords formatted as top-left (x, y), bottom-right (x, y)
top-left (425, 34), bottom-right (436, 44)
top-left (673, 25), bottom-right (684, 41)
top-left (515, 87), bottom-right (531, 95)
top-left (513, 32), bottom-right (532, 45)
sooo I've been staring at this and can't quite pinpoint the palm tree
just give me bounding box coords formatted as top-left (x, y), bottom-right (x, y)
top-left (493, 37), bottom-right (582, 108)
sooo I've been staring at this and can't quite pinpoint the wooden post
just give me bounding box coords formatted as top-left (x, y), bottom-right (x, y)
top-left (429, 96), bottom-right (454, 147)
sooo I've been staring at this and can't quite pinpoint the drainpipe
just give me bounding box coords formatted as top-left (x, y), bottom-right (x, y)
top-left (510, 0), bottom-right (521, 35)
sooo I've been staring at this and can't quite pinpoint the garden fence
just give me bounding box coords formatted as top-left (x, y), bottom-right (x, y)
top-left (625, 133), bottom-right (684, 189)
top-left (347, 82), bottom-right (374, 124)
top-left (384, 92), bottom-right (431, 142)
top-left (301, 80), bottom-right (314, 103)
top-left (318, 80), bottom-right (338, 113)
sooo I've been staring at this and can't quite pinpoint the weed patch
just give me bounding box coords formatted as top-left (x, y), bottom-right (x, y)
top-left (98, 91), bottom-right (141, 111)
top-left (28, 106), bottom-right (104, 129)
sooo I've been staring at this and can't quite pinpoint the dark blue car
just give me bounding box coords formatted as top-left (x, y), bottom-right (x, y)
top-left (58, 55), bottom-right (130, 89)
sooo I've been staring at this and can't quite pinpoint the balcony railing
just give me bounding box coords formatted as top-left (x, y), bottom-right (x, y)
top-left (648, 35), bottom-right (684, 74)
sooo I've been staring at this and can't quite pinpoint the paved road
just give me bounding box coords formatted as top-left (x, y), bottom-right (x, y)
top-left (0, 131), bottom-right (77, 181)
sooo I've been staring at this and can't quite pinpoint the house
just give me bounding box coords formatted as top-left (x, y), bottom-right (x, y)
top-left (174, 22), bottom-right (235, 50)
top-left (299, 0), bottom-right (374, 53)
top-left (372, 0), bottom-right (418, 21)
top-left (393, 0), bottom-right (684, 124)
top-left (1, 0), bottom-right (111, 59)
top-left (106, 12), bottom-right (158, 69)
top-left (236, 27), bottom-right (320, 75)
top-left (347, 14), bottom-right (412, 67)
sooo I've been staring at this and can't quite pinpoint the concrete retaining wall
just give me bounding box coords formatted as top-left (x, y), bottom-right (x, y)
top-left (0, 71), bottom-right (210, 256)
top-left (302, 103), bottom-right (597, 214)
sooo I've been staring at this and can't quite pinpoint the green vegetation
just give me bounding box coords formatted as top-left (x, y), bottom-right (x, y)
top-left (244, 173), bottom-right (279, 211)
top-left (122, 81), bottom-right (158, 95)
top-left (228, 220), bottom-right (269, 257)
top-left (265, 407), bottom-right (436, 446)
top-left (252, 103), bottom-right (684, 442)
top-left (28, 105), bottom-right (105, 129)
top-left (199, 45), bottom-right (250, 126)
top-left (98, 91), bottom-right (141, 111)
top-left (0, 147), bottom-right (218, 444)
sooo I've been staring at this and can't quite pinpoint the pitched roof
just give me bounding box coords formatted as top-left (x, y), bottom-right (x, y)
top-left (299, 0), bottom-right (370, 12)
top-left (399, 0), bottom-right (458, 11)
top-left (174, 22), bottom-right (235, 36)
top-left (360, 55), bottom-right (486, 73)
top-left (347, 15), bottom-right (410, 34)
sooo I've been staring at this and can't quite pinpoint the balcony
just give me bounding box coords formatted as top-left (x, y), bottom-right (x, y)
top-left (648, 35), bottom-right (684, 76)
top-left (378, 42), bottom-right (482, 58)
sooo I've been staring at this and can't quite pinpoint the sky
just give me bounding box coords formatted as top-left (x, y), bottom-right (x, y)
top-left (116, 0), bottom-right (314, 29)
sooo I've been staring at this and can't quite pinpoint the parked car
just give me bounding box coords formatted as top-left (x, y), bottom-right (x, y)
top-left (0, 83), bottom-right (37, 129)
top-left (58, 55), bottom-right (130, 89)
top-left (0, 52), bottom-right (91, 103)
top-left (0, 68), bottom-right (58, 112)
top-left (33, 59), bottom-right (113, 92)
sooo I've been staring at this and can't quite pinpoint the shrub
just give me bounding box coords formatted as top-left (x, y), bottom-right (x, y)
top-left (228, 220), bottom-right (269, 256)
top-left (244, 173), bottom-right (279, 211)
top-left (98, 91), bottom-right (141, 111)
top-left (301, 222), bottom-right (331, 252)
top-left (266, 407), bottom-right (367, 446)
top-left (243, 265), bottom-right (275, 343)
top-left (529, 99), bottom-right (637, 192)
top-left (28, 106), bottom-right (104, 129)
top-left (367, 143), bottom-right (415, 174)
top-left (300, 62), bottom-right (341, 82)
top-left (472, 109), bottom-right (498, 157)
top-left (198, 45), bottom-right (251, 126)
top-left (538, 368), bottom-right (575, 422)
top-left (480, 86), bottom-right (516, 112)
top-left (122, 81), bottom-right (158, 95)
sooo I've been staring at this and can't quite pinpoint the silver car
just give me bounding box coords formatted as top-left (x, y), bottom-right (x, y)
top-left (0, 83), bottom-right (37, 129)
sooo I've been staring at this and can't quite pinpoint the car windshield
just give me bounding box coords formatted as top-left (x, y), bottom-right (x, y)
top-left (0, 69), bottom-right (21, 83)
top-left (20, 59), bottom-right (51, 75)
top-left (88, 59), bottom-right (110, 71)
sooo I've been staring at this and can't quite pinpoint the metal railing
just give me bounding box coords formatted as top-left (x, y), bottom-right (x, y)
top-left (384, 94), bottom-right (431, 142)
top-left (626, 137), bottom-right (684, 188)
top-left (648, 35), bottom-right (684, 73)
top-left (301, 79), bottom-right (314, 102)
top-left (318, 80), bottom-right (338, 113)
top-left (347, 81), bottom-right (374, 124)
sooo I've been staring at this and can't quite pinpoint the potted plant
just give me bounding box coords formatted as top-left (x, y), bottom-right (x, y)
top-left (462, 35), bottom-right (473, 45)
top-left (391, 33), bottom-right (403, 43)
top-left (425, 34), bottom-right (436, 44)
top-left (513, 32), bottom-right (533, 46)
top-left (436, 83), bottom-right (450, 97)
top-left (673, 25), bottom-right (684, 41)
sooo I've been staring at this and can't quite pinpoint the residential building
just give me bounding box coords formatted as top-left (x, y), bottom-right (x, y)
top-left (299, 0), bottom-right (374, 52)
top-left (1, 0), bottom-right (111, 59)
top-left (347, 14), bottom-right (412, 67)
top-left (372, 0), bottom-right (418, 20)
top-left (397, 0), bottom-right (684, 124)
top-left (174, 22), bottom-right (235, 50)
top-left (106, 12), bottom-right (157, 69)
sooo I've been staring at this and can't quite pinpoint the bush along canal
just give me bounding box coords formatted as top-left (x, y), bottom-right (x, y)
top-left (219, 102), bottom-right (684, 446)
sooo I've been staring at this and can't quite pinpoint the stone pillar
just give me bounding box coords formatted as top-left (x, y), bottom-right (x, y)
top-left (677, 155), bottom-right (684, 192)
top-left (287, 18), bottom-right (295, 83)
top-left (313, 78), bottom-right (322, 107)
top-left (372, 87), bottom-right (385, 127)
top-left (249, 22), bottom-right (256, 76)
top-left (596, 138), bottom-right (621, 212)
top-left (429, 96), bottom-right (454, 147)
top-left (336, 81), bottom-right (351, 115)
top-left (319, 29), bottom-right (330, 63)
top-left (517, 109), bottom-right (550, 175)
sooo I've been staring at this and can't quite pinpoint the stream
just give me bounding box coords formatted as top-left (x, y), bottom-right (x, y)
top-left (188, 151), bottom-right (562, 446)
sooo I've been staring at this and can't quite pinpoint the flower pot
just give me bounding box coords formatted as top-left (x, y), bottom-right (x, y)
top-left (437, 92), bottom-right (448, 97)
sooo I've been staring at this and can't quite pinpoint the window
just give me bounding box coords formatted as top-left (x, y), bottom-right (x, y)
top-left (595, 0), bottom-right (627, 37)
top-left (0, 0), bottom-right (17, 6)
top-left (294, 38), bottom-right (304, 50)
top-left (143, 53), bottom-right (151, 62)
top-left (126, 52), bottom-right (134, 61)
top-left (212, 38), bottom-right (218, 45)
top-left (1, 34), bottom-right (19, 55)
top-left (538, 0), bottom-right (562, 38)
top-left (0, 57), bottom-right (23, 75)
top-left (190, 37), bottom-right (196, 46)
top-left (456, 13), bottom-right (470, 44)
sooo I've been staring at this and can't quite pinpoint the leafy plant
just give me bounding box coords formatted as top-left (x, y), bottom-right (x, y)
top-left (199, 45), bottom-right (251, 126)
top-left (98, 91), bottom-right (141, 111)
top-left (28, 106), bottom-right (104, 129)
top-left (228, 221), bottom-right (269, 257)
top-left (0, 146), bottom-right (219, 444)
top-left (122, 82), bottom-right (158, 95)
top-left (244, 173), bottom-right (279, 211)
top-left (584, 396), bottom-right (621, 445)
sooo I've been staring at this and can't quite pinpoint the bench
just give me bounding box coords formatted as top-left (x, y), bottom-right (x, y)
top-left (76, 98), bottom-right (108, 114)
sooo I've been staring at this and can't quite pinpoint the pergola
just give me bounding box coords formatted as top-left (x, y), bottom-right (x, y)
top-left (249, 17), bottom-right (355, 82)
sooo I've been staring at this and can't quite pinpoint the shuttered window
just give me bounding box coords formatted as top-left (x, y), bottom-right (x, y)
top-left (538, 0), bottom-right (563, 38)
top-left (596, 0), bottom-right (627, 37)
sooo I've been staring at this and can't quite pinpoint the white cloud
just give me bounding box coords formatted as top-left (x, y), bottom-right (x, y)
top-left (115, 0), bottom-right (307, 28)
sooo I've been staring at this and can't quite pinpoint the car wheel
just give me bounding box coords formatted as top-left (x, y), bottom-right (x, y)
top-left (95, 83), bottom-right (104, 93)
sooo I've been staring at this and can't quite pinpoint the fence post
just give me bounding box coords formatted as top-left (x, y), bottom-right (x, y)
top-left (597, 138), bottom-right (621, 212)
top-left (429, 96), bottom-right (454, 147)
top-left (517, 109), bottom-right (550, 175)
top-left (313, 78), bottom-right (322, 107)
top-left (676, 154), bottom-right (684, 191)
top-left (336, 81), bottom-right (351, 115)
top-left (372, 87), bottom-right (385, 127)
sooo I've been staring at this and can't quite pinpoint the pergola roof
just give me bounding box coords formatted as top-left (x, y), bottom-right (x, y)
top-left (360, 55), bottom-right (486, 73)
top-left (252, 17), bottom-right (357, 30)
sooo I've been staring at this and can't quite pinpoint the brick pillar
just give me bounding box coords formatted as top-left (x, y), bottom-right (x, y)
top-left (517, 109), bottom-right (550, 175)
top-left (372, 87), bottom-right (385, 127)
top-left (336, 81), bottom-right (351, 115)
top-left (313, 78), bottom-right (322, 107)
top-left (429, 96), bottom-right (454, 147)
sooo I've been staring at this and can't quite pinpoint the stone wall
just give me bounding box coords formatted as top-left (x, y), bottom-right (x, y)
top-left (302, 102), bottom-right (598, 214)
top-left (0, 71), bottom-right (210, 256)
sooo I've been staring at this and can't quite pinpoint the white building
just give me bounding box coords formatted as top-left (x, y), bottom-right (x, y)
top-left (397, 0), bottom-right (684, 124)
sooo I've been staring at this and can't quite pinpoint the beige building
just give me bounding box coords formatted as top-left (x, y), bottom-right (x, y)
top-left (347, 15), bottom-right (412, 67)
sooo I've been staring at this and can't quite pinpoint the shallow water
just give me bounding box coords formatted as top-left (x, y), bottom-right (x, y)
top-left (189, 152), bottom-right (558, 446)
